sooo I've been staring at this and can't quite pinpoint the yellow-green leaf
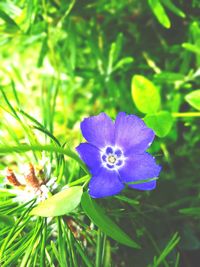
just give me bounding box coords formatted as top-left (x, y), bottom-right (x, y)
top-left (132, 75), bottom-right (161, 114)
top-left (185, 90), bottom-right (200, 111)
top-left (161, 0), bottom-right (186, 18)
top-left (31, 186), bottom-right (83, 217)
top-left (148, 0), bottom-right (171, 28)
top-left (144, 111), bottom-right (173, 137)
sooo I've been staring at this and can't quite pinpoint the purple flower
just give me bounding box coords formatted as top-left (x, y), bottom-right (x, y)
top-left (76, 112), bottom-right (161, 198)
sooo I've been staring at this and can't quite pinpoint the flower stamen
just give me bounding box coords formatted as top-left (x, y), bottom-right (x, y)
top-left (108, 155), bottom-right (116, 164)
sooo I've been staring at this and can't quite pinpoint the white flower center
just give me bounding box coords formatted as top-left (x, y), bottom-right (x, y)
top-left (101, 146), bottom-right (125, 170)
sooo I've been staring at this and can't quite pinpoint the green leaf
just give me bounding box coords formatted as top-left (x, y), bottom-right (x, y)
top-left (115, 195), bottom-right (139, 205)
top-left (161, 0), bottom-right (186, 18)
top-left (0, 189), bottom-right (16, 198)
top-left (0, 9), bottom-right (20, 30)
top-left (179, 207), bottom-right (200, 217)
top-left (81, 192), bottom-right (140, 249)
top-left (185, 90), bottom-right (200, 111)
top-left (148, 0), bottom-right (171, 28)
top-left (144, 111), bottom-right (173, 137)
top-left (112, 32), bottom-right (124, 63)
top-left (150, 232), bottom-right (180, 267)
top-left (30, 186), bottom-right (83, 217)
top-left (113, 57), bottom-right (134, 71)
top-left (131, 75), bottom-right (161, 114)
top-left (182, 43), bottom-right (200, 55)
top-left (154, 72), bottom-right (184, 84)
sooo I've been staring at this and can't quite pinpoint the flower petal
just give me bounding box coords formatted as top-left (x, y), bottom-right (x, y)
top-left (76, 143), bottom-right (101, 175)
top-left (114, 112), bottom-right (155, 154)
top-left (119, 153), bottom-right (161, 190)
top-left (81, 113), bottom-right (114, 149)
top-left (89, 168), bottom-right (124, 198)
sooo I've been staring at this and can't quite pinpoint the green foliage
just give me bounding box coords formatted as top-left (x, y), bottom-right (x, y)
top-left (148, 0), bottom-right (171, 29)
top-left (81, 192), bottom-right (140, 249)
top-left (161, 0), bottom-right (186, 18)
top-left (131, 75), bottom-right (161, 114)
top-left (149, 232), bottom-right (180, 267)
top-left (0, 0), bottom-right (200, 266)
top-left (31, 186), bottom-right (83, 217)
top-left (185, 89), bottom-right (200, 111)
top-left (148, 0), bottom-right (186, 28)
top-left (131, 75), bottom-right (174, 137)
top-left (144, 111), bottom-right (173, 137)
top-left (0, 215), bottom-right (15, 227)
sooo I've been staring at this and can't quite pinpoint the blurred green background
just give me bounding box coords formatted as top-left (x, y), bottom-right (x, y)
top-left (0, 0), bottom-right (200, 266)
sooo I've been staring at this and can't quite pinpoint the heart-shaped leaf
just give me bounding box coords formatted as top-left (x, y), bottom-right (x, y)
top-left (144, 111), bottom-right (173, 137)
top-left (185, 89), bottom-right (200, 111)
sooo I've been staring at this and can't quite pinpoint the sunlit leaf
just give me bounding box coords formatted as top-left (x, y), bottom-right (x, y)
top-left (185, 90), bottom-right (200, 111)
top-left (81, 192), bottom-right (140, 249)
top-left (144, 111), bottom-right (173, 137)
top-left (161, 0), bottom-right (186, 18)
top-left (131, 75), bottom-right (161, 114)
top-left (31, 186), bottom-right (83, 217)
top-left (148, 0), bottom-right (171, 28)
top-left (154, 72), bottom-right (184, 84)
top-left (0, 9), bottom-right (20, 30)
top-left (182, 43), bottom-right (200, 55)
top-left (113, 57), bottom-right (134, 71)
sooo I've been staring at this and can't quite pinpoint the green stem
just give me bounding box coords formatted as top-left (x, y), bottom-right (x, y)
top-left (0, 144), bottom-right (88, 174)
top-left (0, 200), bottom-right (35, 261)
top-left (95, 229), bottom-right (102, 267)
top-left (68, 175), bottom-right (90, 187)
top-left (40, 218), bottom-right (47, 267)
top-left (57, 217), bottom-right (68, 267)
top-left (172, 112), bottom-right (200, 117)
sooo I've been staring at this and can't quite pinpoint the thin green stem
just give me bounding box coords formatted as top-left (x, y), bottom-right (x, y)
top-left (172, 112), bottom-right (200, 117)
top-left (0, 144), bottom-right (88, 174)
top-left (57, 217), bottom-right (68, 267)
top-left (68, 175), bottom-right (90, 187)
top-left (82, 178), bottom-right (90, 189)
top-left (74, 242), bottom-right (93, 267)
top-left (40, 218), bottom-right (47, 267)
top-left (0, 200), bottom-right (35, 260)
top-left (69, 232), bottom-right (79, 267)
top-left (95, 229), bottom-right (102, 267)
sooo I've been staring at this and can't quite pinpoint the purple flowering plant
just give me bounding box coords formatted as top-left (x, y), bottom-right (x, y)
top-left (76, 112), bottom-right (161, 198)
